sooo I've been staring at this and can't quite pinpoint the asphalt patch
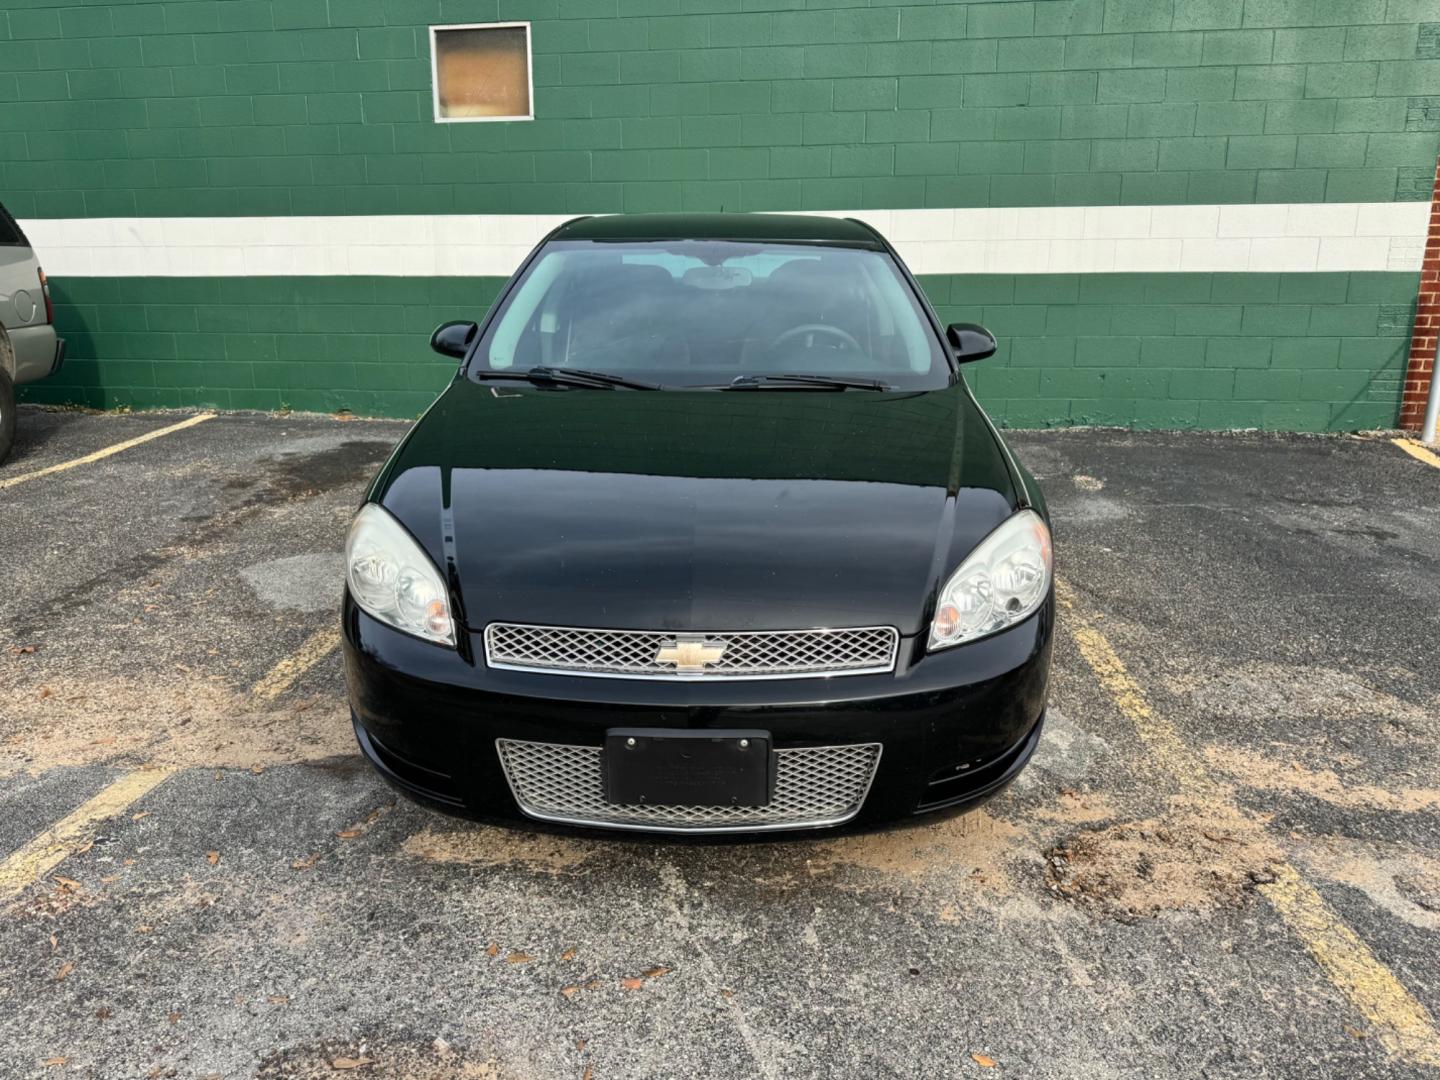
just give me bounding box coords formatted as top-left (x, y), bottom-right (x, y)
top-left (2, 415), bottom-right (1438, 1078)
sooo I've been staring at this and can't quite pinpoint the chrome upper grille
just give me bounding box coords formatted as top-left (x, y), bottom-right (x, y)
top-left (484, 623), bottom-right (898, 680)
top-left (496, 738), bottom-right (883, 833)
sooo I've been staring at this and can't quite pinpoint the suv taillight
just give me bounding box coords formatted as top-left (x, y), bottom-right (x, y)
top-left (38, 267), bottom-right (53, 324)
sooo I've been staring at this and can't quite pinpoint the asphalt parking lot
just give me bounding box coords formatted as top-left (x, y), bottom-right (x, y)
top-left (1, 405), bottom-right (1438, 1080)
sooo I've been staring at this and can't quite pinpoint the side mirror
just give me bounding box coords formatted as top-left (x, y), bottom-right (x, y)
top-left (946, 322), bottom-right (997, 364)
top-left (431, 320), bottom-right (479, 360)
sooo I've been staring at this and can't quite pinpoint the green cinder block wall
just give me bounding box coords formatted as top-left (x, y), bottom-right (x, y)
top-left (4, 0), bottom-right (1438, 431)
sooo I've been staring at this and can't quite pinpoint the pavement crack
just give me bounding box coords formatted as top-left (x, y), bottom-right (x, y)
top-left (658, 862), bottom-right (781, 1080)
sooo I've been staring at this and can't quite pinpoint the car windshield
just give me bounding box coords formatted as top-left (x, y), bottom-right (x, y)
top-left (469, 239), bottom-right (951, 390)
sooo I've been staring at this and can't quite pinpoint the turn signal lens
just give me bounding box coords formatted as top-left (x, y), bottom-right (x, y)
top-left (928, 510), bottom-right (1052, 651)
top-left (933, 604), bottom-right (960, 638)
top-left (345, 504), bottom-right (456, 647)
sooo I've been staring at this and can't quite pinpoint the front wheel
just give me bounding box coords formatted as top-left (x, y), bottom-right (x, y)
top-left (0, 367), bottom-right (15, 467)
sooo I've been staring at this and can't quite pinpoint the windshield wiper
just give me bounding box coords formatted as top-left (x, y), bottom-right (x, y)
top-left (719, 373), bottom-right (891, 392)
top-left (476, 366), bottom-right (662, 390)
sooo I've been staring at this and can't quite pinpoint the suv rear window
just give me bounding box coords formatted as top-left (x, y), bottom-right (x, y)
top-left (0, 203), bottom-right (28, 247)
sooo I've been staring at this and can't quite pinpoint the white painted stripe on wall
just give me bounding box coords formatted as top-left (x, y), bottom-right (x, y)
top-left (19, 202), bottom-right (1427, 278)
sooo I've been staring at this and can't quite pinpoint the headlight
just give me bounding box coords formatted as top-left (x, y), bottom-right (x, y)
top-left (345, 503), bottom-right (455, 647)
top-left (929, 509), bottom-right (1052, 651)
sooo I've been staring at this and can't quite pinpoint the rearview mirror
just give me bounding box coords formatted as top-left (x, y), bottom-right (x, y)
top-left (946, 323), bottom-right (997, 364)
top-left (431, 321), bottom-right (479, 360)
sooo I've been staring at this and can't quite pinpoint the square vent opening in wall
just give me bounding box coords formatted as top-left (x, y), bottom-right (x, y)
top-left (430, 22), bottom-right (533, 123)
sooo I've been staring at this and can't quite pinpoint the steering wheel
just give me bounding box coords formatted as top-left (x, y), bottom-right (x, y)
top-left (769, 323), bottom-right (862, 354)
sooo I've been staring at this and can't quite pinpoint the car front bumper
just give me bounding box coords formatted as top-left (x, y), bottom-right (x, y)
top-left (342, 592), bottom-right (1053, 834)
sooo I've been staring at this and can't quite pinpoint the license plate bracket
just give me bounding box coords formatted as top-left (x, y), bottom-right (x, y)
top-left (603, 728), bottom-right (774, 807)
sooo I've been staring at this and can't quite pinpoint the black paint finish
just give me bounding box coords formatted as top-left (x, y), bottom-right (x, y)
top-left (343, 215), bottom-right (1052, 832)
top-left (376, 383), bottom-right (1017, 635)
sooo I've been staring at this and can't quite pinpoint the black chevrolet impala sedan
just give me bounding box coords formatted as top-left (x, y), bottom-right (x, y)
top-left (341, 213), bottom-right (1053, 834)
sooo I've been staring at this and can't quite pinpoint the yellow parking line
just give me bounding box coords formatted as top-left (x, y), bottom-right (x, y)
top-left (0, 769), bottom-right (173, 901)
top-left (1056, 578), bottom-right (1440, 1067)
top-left (1059, 586), bottom-right (1217, 801)
top-left (1261, 864), bottom-right (1440, 1066)
top-left (0, 412), bottom-right (216, 491)
top-left (251, 627), bottom-right (342, 701)
top-left (1391, 438), bottom-right (1440, 469)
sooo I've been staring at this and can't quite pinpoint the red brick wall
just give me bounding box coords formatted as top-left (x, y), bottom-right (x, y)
top-left (1401, 155), bottom-right (1440, 431)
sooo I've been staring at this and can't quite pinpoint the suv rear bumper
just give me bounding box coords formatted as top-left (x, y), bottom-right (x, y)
top-left (9, 324), bottom-right (60, 385)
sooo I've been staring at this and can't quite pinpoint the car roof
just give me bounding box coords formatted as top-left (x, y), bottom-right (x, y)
top-left (550, 213), bottom-right (885, 249)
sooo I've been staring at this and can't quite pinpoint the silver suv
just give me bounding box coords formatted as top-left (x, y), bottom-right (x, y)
top-left (1, 202), bottom-right (64, 465)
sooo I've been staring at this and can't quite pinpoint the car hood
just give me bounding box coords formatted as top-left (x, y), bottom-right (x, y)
top-left (374, 380), bottom-right (1017, 637)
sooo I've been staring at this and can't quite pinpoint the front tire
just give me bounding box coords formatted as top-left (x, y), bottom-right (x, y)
top-left (0, 367), bottom-right (15, 467)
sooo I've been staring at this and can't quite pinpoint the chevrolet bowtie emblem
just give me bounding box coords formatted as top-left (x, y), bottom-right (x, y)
top-left (655, 635), bottom-right (727, 673)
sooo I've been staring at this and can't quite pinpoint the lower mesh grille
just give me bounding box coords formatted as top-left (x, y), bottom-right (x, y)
top-left (496, 738), bottom-right (882, 833)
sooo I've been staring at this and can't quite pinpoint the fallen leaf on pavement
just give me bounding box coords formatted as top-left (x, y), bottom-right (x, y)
top-left (560, 985), bottom-right (582, 999)
top-left (132, 811), bottom-right (151, 822)
top-left (54, 963), bottom-right (73, 982)
top-left (53, 876), bottom-right (81, 891)
top-left (266, 995), bottom-right (290, 1005)
top-left (290, 853), bottom-right (321, 871)
top-left (561, 947), bottom-right (578, 961)
top-left (583, 1065), bottom-right (593, 1080)
top-left (506, 952), bottom-right (532, 964)
top-left (10, 644), bottom-right (37, 655)
top-left (485, 942), bottom-right (499, 957)
top-left (205, 851), bottom-right (219, 865)
top-left (134, 926), bottom-right (152, 934)
top-left (641, 966), bottom-right (670, 979)
top-left (619, 977), bottom-right (645, 991)
top-left (331, 1058), bottom-right (373, 1071)
top-left (41, 1057), bottom-right (66, 1068)
top-left (336, 807), bottom-right (391, 842)
top-left (167, 1012), bottom-right (181, 1024)
top-left (971, 1053), bottom-right (997, 1068)
top-left (95, 1007), bottom-right (112, 1020)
